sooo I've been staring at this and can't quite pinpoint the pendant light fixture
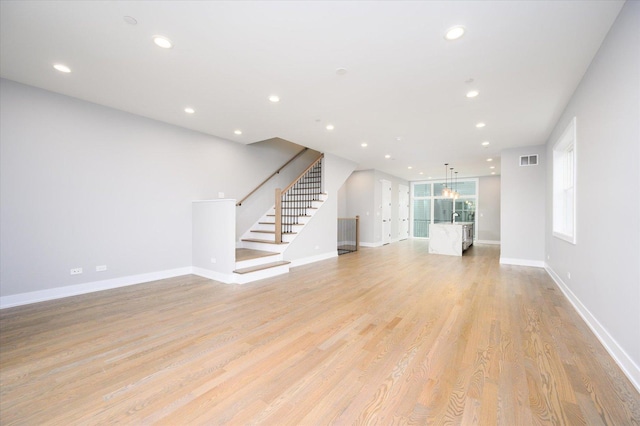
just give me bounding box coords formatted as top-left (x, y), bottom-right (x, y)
top-left (449, 167), bottom-right (454, 198)
top-left (442, 163), bottom-right (450, 197)
top-left (453, 171), bottom-right (460, 199)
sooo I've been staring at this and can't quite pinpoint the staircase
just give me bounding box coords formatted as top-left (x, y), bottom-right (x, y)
top-left (234, 154), bottom-right (325, 283)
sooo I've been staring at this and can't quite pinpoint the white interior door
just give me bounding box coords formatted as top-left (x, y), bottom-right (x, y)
top-left (399, 184), bottom-right (409, 240)
top-left (382, 179), bottom-right (392, 245)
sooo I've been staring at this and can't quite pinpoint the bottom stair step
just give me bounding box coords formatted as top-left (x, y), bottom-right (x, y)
top-left (234, 260), bottom-right (290, 275)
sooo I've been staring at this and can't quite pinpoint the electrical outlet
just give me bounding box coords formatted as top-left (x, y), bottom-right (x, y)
top-left (96, 265), bottom-right (107, 272)
top-left (70, 268), bottom-right (83, 275)
top-left (210, 257), bottom-right (216, 264)
top-left (567, 272), bottom-right (571, 279)
top-left (218, 192), bottom-right (225, 198)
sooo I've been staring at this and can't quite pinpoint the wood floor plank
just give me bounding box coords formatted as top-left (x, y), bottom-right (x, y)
top-left (1, 241), bottom-right (639, 425)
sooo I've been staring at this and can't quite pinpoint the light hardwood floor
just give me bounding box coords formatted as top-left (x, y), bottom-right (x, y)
top-left (1, 241), bottom-right (639, 425)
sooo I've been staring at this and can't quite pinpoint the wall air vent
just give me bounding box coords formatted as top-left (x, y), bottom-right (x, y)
top-left (520, 154), bottom-right (539, 166)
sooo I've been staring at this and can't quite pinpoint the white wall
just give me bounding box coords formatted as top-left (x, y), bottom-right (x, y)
top-left (500, 145), bottom-right (546, 266)
top-left (341, 169), bottom-right (409, 246)
top-left (544, 1), bottom-right (640, 388)
top-left (343, 170), bottom-right (376, 244)
top-left (477, 175), bottom-right (501, 242)
top-left (0, 79), bottom-right (304, 298)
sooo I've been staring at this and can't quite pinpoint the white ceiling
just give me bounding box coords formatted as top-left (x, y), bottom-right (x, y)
top-left (0, 1), bottom-right (624, 180)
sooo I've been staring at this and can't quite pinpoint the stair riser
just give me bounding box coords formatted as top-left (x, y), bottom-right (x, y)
top-left (266, 209), bottom-right (316, 219)
top-left (280, 200), bottom-right (324, 209)
top-left (240, 240), bottom-right (288, 253)
top-left (235, 254), bottom-right (282, 270)
top-left (253, 223), bottom-right (276, 231)
top-left (234, 264), bottom-right (290, 284)
top-left (246, 231), bottom-right (295, 243)
top-left (255, 223), bottom-right (304, 232)
top-left (283, 196), bottom-right (322, 202)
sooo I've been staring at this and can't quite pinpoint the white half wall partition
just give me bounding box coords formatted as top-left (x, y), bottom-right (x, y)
top-left (192, 200), bottom-right (236, 283)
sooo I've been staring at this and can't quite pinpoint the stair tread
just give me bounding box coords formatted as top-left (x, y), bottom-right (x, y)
top-left (234, 260), bottom-right (290, 274)
top-left (282, 200), bottom-right (320, 205)
top-left (267, 214), bottom-right (312, 217)
top-left (241, 238), bottom-right (289, 245)
top-left (251, 230), bottom-right (296, 234)
top-left (235, 248), bottom-right (279, 262)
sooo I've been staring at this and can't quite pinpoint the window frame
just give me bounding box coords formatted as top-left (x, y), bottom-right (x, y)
top-left (552, 117), bottom-right (577, 244)
top-left (410, 178), bottom-right (478, 239)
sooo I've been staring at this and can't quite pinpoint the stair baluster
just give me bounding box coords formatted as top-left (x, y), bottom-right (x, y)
top-left (275, 154), bottom-right (323, 243)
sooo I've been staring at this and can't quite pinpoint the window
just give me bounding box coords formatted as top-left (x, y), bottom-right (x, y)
top-left (553, 117), bottom-right (577, 244)
top-left (411, 179), bottom-right (477, 238)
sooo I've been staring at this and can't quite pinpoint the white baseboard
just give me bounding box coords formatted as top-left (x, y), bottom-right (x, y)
top-left (545, 264), bottom-right (640, 393)
top-left (0, 267), bottom-right (192, 309)
top-left (476, 239), bottom-right (501, 245)
top-left (289, 251), bottom-right (338, 268)
top-left (359, 241), bottom-right (383, 248)
top-left (499, 257), bottom-right (545, 268)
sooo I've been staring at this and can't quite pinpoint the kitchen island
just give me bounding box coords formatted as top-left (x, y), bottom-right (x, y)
top-left (428, 222), bottom-right (474, 256)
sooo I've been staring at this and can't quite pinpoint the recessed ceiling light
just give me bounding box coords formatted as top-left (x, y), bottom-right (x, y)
top-left (476, 122), bottom-right (486, 128)
top-left (268, 95), bottom-right (280, 103)
top-left (490, 166), bottom-right (495, 169)
top-left (419, 172), bottom-right (424, 175)
top-left (487, 158), bottom-right (493, 162)
top-left (491, 172), bottom-right (496, 175)
top-left (53, 64), bottom-right (71, 73)
top-left (385, 154), bottom-right (391, 159)
top-left (123, 16), bottom-right (137, 25)
top-left (481, 141), bottom-right (490, 146)
top-left (153, 36), bottom-right (173, 49)
top-left (336, 68), bottom-right (347, 75)
top-left (466, 90), bottom-right (479, 98)
top-left (326, 124), bottom-right (334, 131)
top-left (408, 166), bottom-right (413, 169)
top-left (184, 107), bottom-right (195, 114)
top-left (428, 176), bottom-right (432, 179)
top-left (445, 26), bottom-right (465, 41)
top-left (361, 143), bottom-right (368, 147)
top-left (396, 137), bottom-right (402, 141)
top-left (234, 130), bottom-right (242, 135)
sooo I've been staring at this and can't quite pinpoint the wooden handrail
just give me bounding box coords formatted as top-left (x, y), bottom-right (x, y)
top-left (281, 153), bottom-right (324, 194)
top-left (236, 147), bottom-right (309, 206)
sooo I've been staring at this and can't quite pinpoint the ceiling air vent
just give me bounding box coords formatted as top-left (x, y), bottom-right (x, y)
top-left (520, 154), bottom-right (538, 166)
